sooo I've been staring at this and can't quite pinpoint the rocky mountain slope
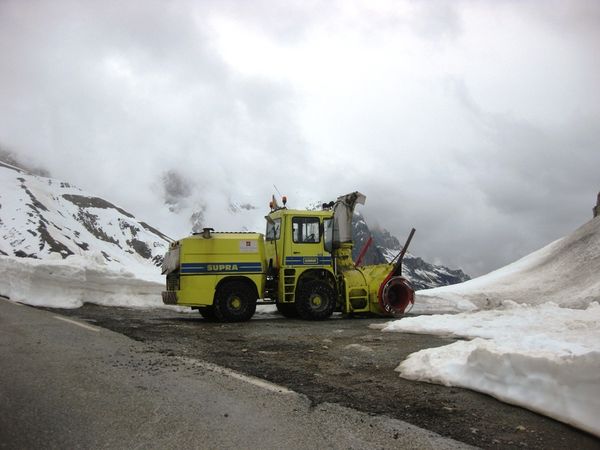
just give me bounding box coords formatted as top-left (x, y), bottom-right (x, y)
top-left (352, 213), bottom-right (470, 290)
top-left (0, 161), bottom-right (170, 272)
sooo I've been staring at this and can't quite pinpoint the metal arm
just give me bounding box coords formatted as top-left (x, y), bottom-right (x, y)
top-left (390, 228), bottom-right (416, 277)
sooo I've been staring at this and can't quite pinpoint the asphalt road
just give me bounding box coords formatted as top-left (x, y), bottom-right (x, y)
top-left (0, 298), bottom-right (470, 449)
top-left (43, 304), bottom-right (600, 450)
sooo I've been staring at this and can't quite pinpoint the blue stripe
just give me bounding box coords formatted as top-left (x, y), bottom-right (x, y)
top-left (181, 262), bottom-right (262, 275)
top-left (285, 256), bottom-right (332, 266)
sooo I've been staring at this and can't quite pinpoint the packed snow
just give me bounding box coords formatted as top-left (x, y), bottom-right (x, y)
top-left (0, 253), bottom-right (284, 316)
top-left (0, 254), bottom-right (165, 309)
top-left (380, 302), bottom-right (600, 436)
top-left (380, 216), bottom-right (600, 436)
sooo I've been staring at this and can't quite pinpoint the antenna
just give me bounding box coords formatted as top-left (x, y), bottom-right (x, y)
top-left (273, 184), bottom-right (283, 198)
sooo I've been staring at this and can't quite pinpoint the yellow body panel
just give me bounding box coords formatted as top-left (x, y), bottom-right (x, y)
top-left (171, 232), bottom-right (265, 307)
top-left (360, 263), bottom-right (394, 315)
top-left (337, 264), bottom-right (395, 315)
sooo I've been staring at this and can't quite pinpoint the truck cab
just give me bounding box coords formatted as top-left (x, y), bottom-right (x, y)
top-left (264, 207), bottom-right (337, 319)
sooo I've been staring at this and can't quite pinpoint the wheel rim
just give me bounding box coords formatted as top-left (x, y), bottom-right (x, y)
top-left (229, 296), bottom-right (242, 310)
top-left (310, 295), bottom-right (323, 308)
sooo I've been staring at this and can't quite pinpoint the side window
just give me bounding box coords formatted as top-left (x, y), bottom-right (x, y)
top-left (265, 218), bottom-right (281, 241)
top-left (292, 217), bottom-right (321, 243)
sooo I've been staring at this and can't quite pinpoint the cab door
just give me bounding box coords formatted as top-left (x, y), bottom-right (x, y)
top-left (285, 216), bottom-right (328, 267)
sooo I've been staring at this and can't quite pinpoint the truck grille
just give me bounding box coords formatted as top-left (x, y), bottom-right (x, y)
top-left (166, 272), bottom-right (180, 291)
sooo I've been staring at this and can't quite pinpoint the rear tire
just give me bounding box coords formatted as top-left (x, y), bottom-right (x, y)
top-left (276, 302), bottom-right (299, 318)
top-left (296, 280), bottom-right (336, 320)
top-left (213, 281), bottom-right (257, 322)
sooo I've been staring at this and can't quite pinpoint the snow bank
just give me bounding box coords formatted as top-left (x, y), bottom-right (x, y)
top-left (380, 217), bottom-right (600, 435)
top-left (382, 302), bottom-right (600, 436)
top-left (0, 255), bottom-right (164, 309)
top-left (413, 216), bottom-right (600, 314)
top-left (0, 254), bottom-right (284, 316)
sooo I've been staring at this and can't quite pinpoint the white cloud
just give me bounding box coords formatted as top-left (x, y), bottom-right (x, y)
top-left (0, 0), bottom-right (598, 276)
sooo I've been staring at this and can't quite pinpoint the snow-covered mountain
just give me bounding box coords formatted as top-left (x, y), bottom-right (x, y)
top-left (0, 160), bottom-right (170, 274)
top-left (351, 213), bottom-right (470, 290)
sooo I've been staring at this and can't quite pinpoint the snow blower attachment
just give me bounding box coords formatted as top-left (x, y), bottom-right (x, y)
top-left (161, 191), bottom-right (416, 321)
top-left (378, 228), bottom-right (416, 315)
top-left (328, 192), bottom-right (416, 317)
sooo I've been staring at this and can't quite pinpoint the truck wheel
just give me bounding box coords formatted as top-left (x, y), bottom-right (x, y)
top-left (276, 303), bottom-right (299, 318)
top-left (213, 281), bottom-right (257, 322)
top-left (198, 306), bottom-right (216, 321)
top-left (296, 280), bottom-right (336, 320)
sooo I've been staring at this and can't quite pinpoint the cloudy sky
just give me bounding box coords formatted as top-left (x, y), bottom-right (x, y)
top-left (1, 0), bottom-right (599, 276)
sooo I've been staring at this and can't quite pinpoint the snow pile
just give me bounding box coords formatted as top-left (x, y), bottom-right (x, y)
top-left (0, 254), bottom-right (164, 309)
top-left (382, 302), bottom-right (600, 436)
top-left (0, 254), bottom-right (285, 314)
top-left (413, 216), bottom-right (600, 314)
top-left (380, 216), bottom-right (600, 436)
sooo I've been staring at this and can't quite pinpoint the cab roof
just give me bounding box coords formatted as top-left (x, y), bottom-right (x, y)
top-left (266, 208), bottom-right (334, 220)
top-left (189, 232), bottom-right (262, 239)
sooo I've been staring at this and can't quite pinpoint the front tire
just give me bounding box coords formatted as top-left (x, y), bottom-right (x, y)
top-left (213, 281), bottom-right (257, 322)
top-left (296, 280), bottom-right (336, 320)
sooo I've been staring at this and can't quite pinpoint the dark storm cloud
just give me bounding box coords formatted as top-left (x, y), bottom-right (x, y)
top-left (361, 75), bottom-right (600, 275)
top-left (450, 76), bottom-right (600, 222)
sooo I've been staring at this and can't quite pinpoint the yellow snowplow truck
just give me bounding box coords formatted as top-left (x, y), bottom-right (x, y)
top-left (161, 192), bottom-right (415, 322)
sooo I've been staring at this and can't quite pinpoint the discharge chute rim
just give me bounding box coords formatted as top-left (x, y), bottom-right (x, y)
top-left (379, 276), bottom-right (414, 316)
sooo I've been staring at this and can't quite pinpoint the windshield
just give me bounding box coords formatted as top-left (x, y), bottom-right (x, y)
top-left (266, 218), bottom-right (281, 241)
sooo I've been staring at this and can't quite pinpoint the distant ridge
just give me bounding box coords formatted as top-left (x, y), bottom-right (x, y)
top-left (351, 212), bottom-right (470, 290)
top-left (0, 160), bottom-right (169, 271)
